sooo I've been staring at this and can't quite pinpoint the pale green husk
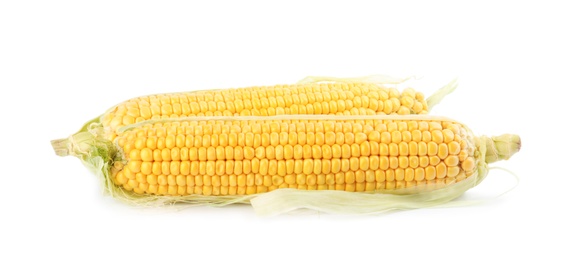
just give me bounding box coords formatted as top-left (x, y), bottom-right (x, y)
top-left (50, 114), bottom-right (513, 215)
top-left (250, 176), bottom-right (479, 216)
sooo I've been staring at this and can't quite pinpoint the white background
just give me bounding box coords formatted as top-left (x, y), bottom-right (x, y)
top-left (1, 0), bottom-right (573, 259)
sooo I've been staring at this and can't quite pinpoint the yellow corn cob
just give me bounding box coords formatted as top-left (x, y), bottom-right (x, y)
top-left (95, 82), bottom-right (447, 141)
top-left (52, 115), bottom-right (520, 206)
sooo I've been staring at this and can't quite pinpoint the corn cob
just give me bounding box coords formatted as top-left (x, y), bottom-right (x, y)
top-left (92, 79), bottom-right (456, 141)
top-left (51, 114), bottom-right (520, 211)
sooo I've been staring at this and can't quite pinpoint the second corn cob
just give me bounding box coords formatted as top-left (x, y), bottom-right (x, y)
top-left (92, 78), bottom-right (456, 141)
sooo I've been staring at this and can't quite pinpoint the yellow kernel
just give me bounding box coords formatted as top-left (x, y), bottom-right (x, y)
top-left (429, 122), bottom-right (442, 131)
top-left (398, 156), bottom-right (409, 168)
top-left (350, 143), bottom-right (361, 158)
top-left (448, 141), bottom-right (461, 155)
top-left (341, 159), bottom-right (350, 172)
top-left (341, 144), bottom-right (351, 158)
top-left (379, 143), bottom-right (389, 156)
top-left (369, 156), bottom-right (379, 171)
top-left (379, 156), bottom-right (389, 170)
top-left (427, 142), bottom-right (438, 156)
top-left (419, 156), bottom-right (429, 167)
top-left (368, 131), bottom-right (380, 142)
top-left (385, 169), bottom-right (395, 181)
top-left (445, 155), bottom-right (460, 167)
top-left (438, 143), bottom-right (449, 159)
top-left (167, 175), bottom-right (177, 186)
top-left (389, 157), bottom-right (398, 169)
top-left (399, 142), bottom-right (409, 156)
top-left (391, 131), bottom-right (401, 143)
top-left (431, 130), bottom-right (443, 143)
top-left (255, 146), bottom-right (265, 159)
top-left (462, 157), bottom-right (475, 172)
top-left (331, 158), bottom-right (341, 173)
top-left (459, 150), bottom-right (469, 162)
top-left (115, 171), bottom-right (128, 184)
top-left (414, 168), bottom-right (425, 181)
top-left (306, 175), bottom-right (317, 186)
top-left (411, 130), bottom-right (422, 142)
top-left (318, 159), bottom-right (331, 174)
top-left (447, 166), bottom-right (460, 177)
top-left (408, 141), bottom-right (418, 156)
top-left (395, 169), bottom-right (405, 181)
top-left (389, 143), bottom-right (399, 156)
top-left (286, 160), bottom-right (295, 174)
top-left (333, 172), bottom-right (344, 185)
top-left (140, 148), bottom-right (153, 162)
top-left (421, 131), bottom-right (431, 142)
top-left (124, 168), bottom-right (136, 179)
top-left (354, 132), bottom-right (367, 144)
top-left (152, 162), bottom-right (162, 175)
top-left (360, 142), bottom-right (370, 156)
top-left (211, 160), bottom-right (224, 176)
top-left (303, 145), bottom-right (313, 159)
top-left (230, 160), bottom-right (242, 175)
top-left (300, 159), bottom-right (311, 175)
top-left (180, 147), bottom-right (189, 161)
top-left (436, 162), bottom-right (447, 179)
top-left (349, 157), bottom-right (359, 171)
top-left (355, 170), bottom-right (366, 183)
top-left (202, 186), bottom-right (212, 196)
top-left (404, 168), bottom-right (415, 182)
top-left (397, 106), bottom-right (410, 115)
top-left (295, 174), bottom-right (306, 185)
top-left (375, 169), bottom-right (386, 182)
top-left (375, 129), bottom-right (390, 143)
top-left (128, 160), bottom-right (141, 173)
top-left (146, 174), bottom-right (158, 185)
top-left (129, 149), bottom-right (141, 160)
top-left (312, 145), bottom-right (322, 159)
top-left (345, 171), bottom-right (355, 184)
top-left (285, 174), bottom-right (296, 185)
top-left (140, 162), bottom-right (152, 175)
top-left (425, 166), bottom-right (436, 180)
top-left (442, 129), bottom-right (455, 143)
top-left (359, 156), bottom-right (370, 171)
top-left (382, 99), bottom-right (393, 114)
top-left (312, 159), bottom-right (321, 175)
top-left (157, 175), bottom-right (168, 185)
top-left (429, 156), bottom-right (440, 166)
top-left (165, 135), bottom-right (176, 149)
top-left (276, 160), bottom-right (286, 176)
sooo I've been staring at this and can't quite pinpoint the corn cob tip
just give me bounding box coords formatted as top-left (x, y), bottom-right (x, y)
top-left (484, 134), bottom-right (521, 163)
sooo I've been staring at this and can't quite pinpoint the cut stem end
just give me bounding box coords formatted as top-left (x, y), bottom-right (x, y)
top-left (484, 134), bottom-right (521, 164)
top-left (50, 138), bottom-right (71, 157)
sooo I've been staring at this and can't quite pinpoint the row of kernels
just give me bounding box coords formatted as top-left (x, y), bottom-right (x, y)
top-left (123, 180), bottom-right (453, 196)
top-left (136, 119), bottom-right (459, 137)
top-left (121, 129), bottom-right (465, 154)
top-left (115, 169), bottom-right (462, 189)
top-left (150, 85), bottom-right (350, 105)
top-left (123, 155), bottom-right (463, 181)
top-left (115, 173), bottom-right (464, 196)
top-left (126, 134), bottom-right (380, 153)
top-left (104, 83), bottom-right (426, 128)
top-left (132, 140), bottom-right (464, 164)
top-left (112, 107), bottom-right (438, 137)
